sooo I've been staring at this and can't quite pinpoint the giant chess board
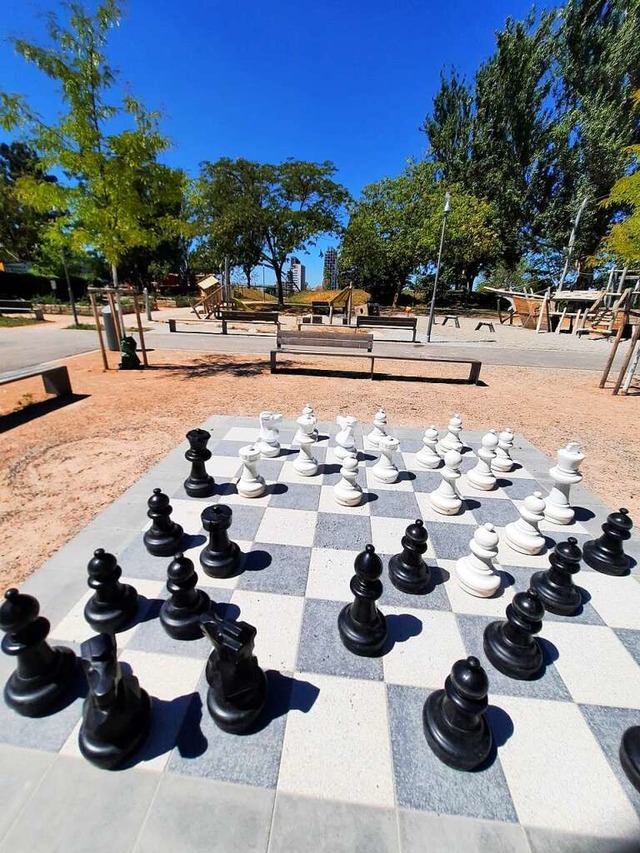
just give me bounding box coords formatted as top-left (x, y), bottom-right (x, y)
top-left (1, 415), bottom-right (640, 853)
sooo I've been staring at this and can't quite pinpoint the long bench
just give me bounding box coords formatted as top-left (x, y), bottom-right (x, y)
top-left (220, 310), bottom-right (279, 335)
top-left (0, 365), bottom-right (72, 398)
top-left (271, 330), bottom-right (482, 383)
top-left (355, 315), bottom-right (417, 341)
top-left (0, 299), bottom-right (44, 321)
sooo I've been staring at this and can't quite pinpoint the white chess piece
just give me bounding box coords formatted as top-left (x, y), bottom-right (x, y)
top-left (455, 523), bottom-right (501, 598)
top-left (437, 414), bottom-right (463, 456)
top-left (416, 426), bottom-right (441, 470)
top-left (505, 491), bottom-right (546, 555)
top-left (294, 403), bottom-right (318, 443)
top-left (335, 415), bottom-right (357, 460)
top-left (367, 408), bottom-right (388, 448)
top-left (466, 430), bottom-right (499, 491)
top-left (429, 449), bottom-right (463, 515)
top-left (256, 411), bottom-right (282, 458)
top-left (293, 433), bottom-right (319, 476)
top-left (544, 442), bottom-right (584, 525)
top-left (492, 428), bottom-right (515, 473)
top-left (333, 453), bottom-right (363, 506)
top-left (237, 444), bottom-right (266, 498)
top-left (371, 436), bottom-right (400, 484)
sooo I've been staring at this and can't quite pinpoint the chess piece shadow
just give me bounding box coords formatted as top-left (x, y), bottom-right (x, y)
top-left (266, 483), bottom-right (288, 497)
top-left (121, 691), bottom-right (199, 768)
top-left (493, 571), bottom-right (516, 598)
top-left (430, 563), bottom-right (450, 587)
top-left (495, 478), bottom-right (512, 489)
top-left (486, 704), bottom-right (514, 749)
top-left (278, 447), bottom-right (299, 457)
top-left (396, 470), bottom-right (416, 483)
top-left (249, 670), bottom-right (320, 733)
top-left (383, 614), bottom-right (422, 653)
top-left (574, 506), bottom-right (596, 522)
top-left (360, 491), bottom-right (378, 506)
top-left (538, 637), bottom-right (560, 666)
top-left (212, 601), bottom-right (241, 622)
top-left (242, 550), bottom-right (272, 573)
top-left (181, 532), bottom-right (206, 550)
top-left (463, 498), bottom-right (481, 512)
top-left (173, 692), bottom-right (209, 761)
top-left (214, 481), bottom-right (237, 498)
top-left (321, 462), bottom-right (341, 477)
top-left (136, 595), bottom-right (163, 624)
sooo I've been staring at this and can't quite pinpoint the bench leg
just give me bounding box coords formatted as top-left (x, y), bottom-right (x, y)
top-left (412, 328), bottom-right (416, 342)
top-left (469, 363), bottom-right (481, 385)
top-left (221, 320), bottom-right (227, 335)
top-left (168, 319), bottom-right (176, 333)
top-left (42, 367), bottom-right (72, 398)
top-left (270, 351), bottom-right (277, 374)
top-left (370, 357), bottom-right (375, 379)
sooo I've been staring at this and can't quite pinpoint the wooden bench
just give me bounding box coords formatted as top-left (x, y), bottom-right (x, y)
top-left (0, 299), bottom-right (44, 321)
top-left (355, 315), bottom-right (417, 341)
top-left (220, 310), bottom-right (280, 335)
top-left (271, 331), bottom-right (482, 383)
top-left (0, 365), bottom-right (72, 398)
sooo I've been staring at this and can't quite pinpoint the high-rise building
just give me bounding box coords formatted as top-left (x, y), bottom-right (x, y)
top-left (287, 257), bottom-right (306, 291)
top-left (323, 247), bottom-right (338, 290)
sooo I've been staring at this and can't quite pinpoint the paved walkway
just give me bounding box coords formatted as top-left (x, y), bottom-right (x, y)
top-left (0, 323), bottom-right (97, 374)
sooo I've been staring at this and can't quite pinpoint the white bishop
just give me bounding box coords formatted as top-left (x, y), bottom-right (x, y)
top-left (237, 444), bottom-right (266, 498)
top-left (429, 449), bottom-right (463, 515)
top-left (455, 523), bottom-right (500, 598)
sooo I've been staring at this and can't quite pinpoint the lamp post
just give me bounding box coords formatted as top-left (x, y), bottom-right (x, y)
top-left (426, 192), bottom-right (451, 343)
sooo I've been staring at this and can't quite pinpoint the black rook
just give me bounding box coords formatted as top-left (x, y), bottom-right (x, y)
top-left (184, 429), bottom-right (215, 498)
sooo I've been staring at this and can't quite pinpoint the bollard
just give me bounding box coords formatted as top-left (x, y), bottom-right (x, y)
top-left (101, 306), bottom-right (119, 351)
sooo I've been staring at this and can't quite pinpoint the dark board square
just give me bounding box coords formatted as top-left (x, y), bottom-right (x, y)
top-left (238, 543), bottom-right (311, 596)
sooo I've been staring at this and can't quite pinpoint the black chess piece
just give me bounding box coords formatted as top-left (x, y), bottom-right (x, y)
top-left (84, 549), bottom-right (139, 634)
top-left (199, 504), bottom-right (241, 578)
top-left (531, 537), bottom-right (582, 616)
top-left (583, 508), bottom-right (633, 576)
top-left (620, 726), bottom-right (640, 793)
top-left (160, 553), bottom-right (211, 640)
top-left (423, 655), bottom-right (493, 771)
top-left (0, 588), bottom-right (77, 717)
top-left (388, 519), bottom-right (431, 594)
top-left (78, 633), bottom-right (151, 770)
top-left (483, 588), bottom-right (545, 680)
top-left (143, 488), bottom-right (184, 557)
top-left (119, 336), bottom-right (142, 370)
top-left (184, 429), bottom-right (215, 498)
top-left (338, 544), bottom-right (387, 657)
top-left (201, 615), bottom-right (267, 733)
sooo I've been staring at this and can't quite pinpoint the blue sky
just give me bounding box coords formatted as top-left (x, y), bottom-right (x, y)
top-left (1, 0), bottom-right (556, 284)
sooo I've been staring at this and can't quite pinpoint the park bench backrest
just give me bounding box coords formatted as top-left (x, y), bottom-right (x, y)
top-left (356, 316), bottom-right (416, 328)
top-left (277, 330), bottom-right (373, 351)
top-left (221, 310), bottom-right (279, 321)
top-left (0, 299), bottom-right (33, 310)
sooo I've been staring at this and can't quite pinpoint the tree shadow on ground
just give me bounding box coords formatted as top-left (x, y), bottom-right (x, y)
top-left (148, 359), bottom-right (268, 379)
top-left (0, 393), bottom-right (90, 433)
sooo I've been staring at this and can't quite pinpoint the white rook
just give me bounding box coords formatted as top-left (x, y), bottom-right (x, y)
top-left (371, 436), bottom-right (400, 484)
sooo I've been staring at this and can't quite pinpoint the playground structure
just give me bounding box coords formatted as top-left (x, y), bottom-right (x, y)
top-left (88, 286), bottom-right (149, 370)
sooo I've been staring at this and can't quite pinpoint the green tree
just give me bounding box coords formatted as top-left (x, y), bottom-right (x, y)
top-left (192, 157), bottom-right (349, 303)
top-left (0, 0), bottom-right (181, 286)
top-left (602, 93), bottom-right (640, 263)
top-left (0, 141), bottom-right (50, 263)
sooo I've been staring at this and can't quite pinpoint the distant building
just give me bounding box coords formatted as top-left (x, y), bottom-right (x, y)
top-left (323, 247), bottom-right (338, 290)
top-left (287, 257), bottom-right (306, 292)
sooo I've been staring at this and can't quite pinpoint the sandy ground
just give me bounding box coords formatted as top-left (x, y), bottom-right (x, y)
top-left (1, 347), bottom-right (638, 589)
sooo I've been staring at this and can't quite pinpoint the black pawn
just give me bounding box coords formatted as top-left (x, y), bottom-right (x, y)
top-left (389, 519), bottom-right (431, 594)
top-left (338, 544), bottom-right (387, 657)
top-left (0, 588), bottom-right (77, 717)
top-left (423, 655), bottom-right (493, 771)
top-left (143, 488), bottom-right (184, 557)
top-left (483, 588), bottom-right (545, 680)
top-left (160, 553), bottom-right (211, 640)
top-left (583, 508), bottom-right (633, 576)
top-left (201, 615), bottom-right (267, 733)
top-left (200, 504), bottom-right (241, 579)
top-left (620, 726), bottom-right (640, 793)
top-left (78, 633), bottom-right (151, 770)
top-left (84, 549), bottom-right (139, 634)
top-left (531, 537), bottom-right (582, 616)
top-left (184, 428), bottom-right (215, 498)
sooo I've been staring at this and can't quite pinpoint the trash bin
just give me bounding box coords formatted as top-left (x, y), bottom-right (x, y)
top-left (101, 306), bottom-right (119, 352)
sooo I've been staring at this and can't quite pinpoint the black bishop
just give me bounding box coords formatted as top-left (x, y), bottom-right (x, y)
top-left (143, 488), bottom-right (184, 557)
top-left (483, 588), bottom-right (545, 680)
top-left (531, 537), bottom-right (582, 616)
top-left (84, 548), bottom-right (139, 634)
top-left (388, 519), bottom-right (430, 594)
top-left (338, 544), bottom-right (387, 657)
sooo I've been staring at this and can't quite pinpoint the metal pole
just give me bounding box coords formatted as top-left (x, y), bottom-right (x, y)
top-left (61, 254), bottom-right (79, 326)
top-left (143, 286), bottom-right (152, 321)
top-left (426, 193), bottom-right (451, 343)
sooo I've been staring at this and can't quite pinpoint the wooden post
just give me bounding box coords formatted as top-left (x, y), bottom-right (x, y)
top-left (621, 336), bottom-right (640, 395)
top-left (612, 320), bottom-right (640, 395)
top-left (106, 290), bottom-right (122, 341)
top-left (536, 290), bottom-right (549, 333)
top-left (599, 295), bottom-right (631, 387)
top-left (90, 292), bottom-right (109, 370)
top-left (555, 306), bottom-right (568, 334)
top-left (132, 292), bottom-right (149, 367)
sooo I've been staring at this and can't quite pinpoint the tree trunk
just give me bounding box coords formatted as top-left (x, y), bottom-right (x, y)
top-left (275, 266), bottom-right (284, 306)
top-left (392, 277), bottom-right (404, 308)
top-left (111, 262), bottom-right (119, 287)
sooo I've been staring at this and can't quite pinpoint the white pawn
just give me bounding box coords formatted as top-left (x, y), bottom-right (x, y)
top-left (237, 444), bottom-right (266, 498)
top-left (335, 415), bottom-right (357, 461)
top-left (429, 449), bottom-right (463, 515)
top-left (492, 428), bottom-right (515, 474)
top-left (544, 442), bottom-right (584, 525)
top-left (371, 436), bottom-right (400, 484)
top-left (256, 410), bottom-right (282, 458)
top-left (455, 523), bottom-right (500, 598)
top-left (437, 414), bottom-right (463, 457)
top-left (367, 408), bottom-right (388, 448)
top-left (466, 430), bottom-right (499, 491)
top-left (333, 453), bottom-right (363, 507)
top-left (505, 491), bottom-right (546, 555)
top-left (416, 426), bottom-right (441, 470)
top-left (294, 403), bottom-right (318, 444)
top-left (293, 433), bottom-right (319, 477)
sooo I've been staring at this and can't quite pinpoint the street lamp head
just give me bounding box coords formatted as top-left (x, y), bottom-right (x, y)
top-left (443, 192), bottom-right (451, 214)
